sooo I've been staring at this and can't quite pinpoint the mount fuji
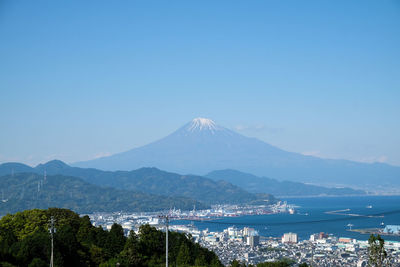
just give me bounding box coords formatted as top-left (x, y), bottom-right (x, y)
top-left (74, 118), bottom-right (400, 188)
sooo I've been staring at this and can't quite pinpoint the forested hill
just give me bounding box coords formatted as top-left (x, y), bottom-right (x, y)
top-left (0, 173), bottom-right (207, 215)
top-left (0, 208), bottom-right (223, 267)
top-left (0, 160), bottom-right (273, 205)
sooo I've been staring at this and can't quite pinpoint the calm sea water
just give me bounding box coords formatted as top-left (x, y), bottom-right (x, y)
top-left (172, 195), bottom-right (400, 242)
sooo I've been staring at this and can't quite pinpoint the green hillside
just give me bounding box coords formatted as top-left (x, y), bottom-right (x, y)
top-left (1, 161), bottom-right (275, 205)
top-left (0, 173), bottom-right (207, 215)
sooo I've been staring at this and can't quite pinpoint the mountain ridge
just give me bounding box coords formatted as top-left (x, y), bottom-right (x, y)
top-left (206, 169), bottom-right (366, 197)
top-left (0, 160), bottom-right (269, 205)
top-left (1, 160), bottom-right (367, 199)
top-left (0, 172), bottom-right (207, 214)
top-left (73, 118), bottom-right (400, 189)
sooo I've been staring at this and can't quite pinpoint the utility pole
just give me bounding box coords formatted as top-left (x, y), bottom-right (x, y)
top-left (159, 214), bottom-right (169, 267)
top-left (49, 216), bottom-right (56, 267)
top-left (166, 215), bottom-right (169, 267)
top-left (311, 241), bottom-right (314, 267)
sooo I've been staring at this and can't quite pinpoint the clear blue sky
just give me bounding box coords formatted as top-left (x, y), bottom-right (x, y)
top-left (1, 0), bottom-right (399, 166)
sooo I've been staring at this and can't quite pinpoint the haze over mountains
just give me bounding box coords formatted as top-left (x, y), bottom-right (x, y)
top-left (206, 170), bottom-right (365, 197)
top-left (0, 160), bottom-right (364, 202)
top-left (75, 118), bottom-right (400, 189)
top-left (0, 160), bottom-right (277, 215)
top-left (1, 116), bottom-right (396, 215)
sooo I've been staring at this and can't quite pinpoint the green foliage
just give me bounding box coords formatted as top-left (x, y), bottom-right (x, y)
top-left (138, 223), bottom-right (165, 263)
top-left (1, 161), bottom-right (268, 205)
top-left (54, 224), bottom-right (84, 266)
top-left (0, 225), bottom-right (17, 261)
top-left (0, 209), bottom-right (48, 240)
top-left (89, 245), bottom-right (107, 266)
top-left (76, 215), bottom-right (96, 245)
top-left (13, 228), bottom-right (49, 266)
top-left (230, 259), bottom-right (246, 267)
top-left (28, 258), bottom-right (47, 267)
top-left (119, 230), bottom-right (142, 266)
top-left (0, 262), bottom-right (16, 267)
top-left (368, 234), bottom-right (387, 267)
top-left (0, 173), bottom-right (207, 214)
top-left (105, 223), bottom-right (126, 257)
top-left (0, 208), bottom-right (223, 267)
top-left (176, 241), bottom-right (191, 266)
top-left (99, 257), bottom-right (120, 267)
top-left (194, 252), bottom-right (207, 266)
top-left (298, 263), bottom-right (310, 267)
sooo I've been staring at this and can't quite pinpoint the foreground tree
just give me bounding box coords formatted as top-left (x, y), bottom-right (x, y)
top-left (230, 259), bottom-right (246, 267)
top-left (105, 223), bottom-right (126, 258)
top-left (0, 208), bottom-right (223, 267)
top-left (119, 230), bottom-right (142, 266)
top-left (368, 234), bottom-right (387, 267)
top-left (176, 241), bottom-right (191, 266)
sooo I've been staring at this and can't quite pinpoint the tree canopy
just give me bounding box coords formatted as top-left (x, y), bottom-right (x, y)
top-left (0, 208), bottom-right (222, 267)
top-left (368, 234), bottom-right (387, 267)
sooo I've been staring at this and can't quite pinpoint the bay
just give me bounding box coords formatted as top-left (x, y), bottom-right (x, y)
top-left (172, 195), bottom-right (400, 242)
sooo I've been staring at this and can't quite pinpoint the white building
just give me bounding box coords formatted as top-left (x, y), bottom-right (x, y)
top-left (282, 232), bottom-right (298, 243)
top-left (243, 227), bottom-right (255, 236)
top-left (228, 226), bottom-right (238, 237)
top-left (310, 234), bottom-right (318, 242)
top-left (247, 235), bottom-right (260, 247)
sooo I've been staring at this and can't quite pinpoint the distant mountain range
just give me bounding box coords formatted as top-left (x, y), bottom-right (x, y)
top-left (74, 118), bottom-right (400, 189)
top-left (0, 158), bottom-right (370, 215)
top-left (0, 160), bottom-right (274, 209)
top-left (1, 159), bottom-right (365, 208)
top-left (206, 169), bottom-right (365, 197)
top-left (0, 173), bottom-right (206, 214)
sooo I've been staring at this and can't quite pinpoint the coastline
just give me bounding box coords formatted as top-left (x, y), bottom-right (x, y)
top-left (278, 193), bottom-right (400, 199)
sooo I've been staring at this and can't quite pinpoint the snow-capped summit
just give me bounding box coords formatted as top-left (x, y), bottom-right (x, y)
top-left (187, 118), bottom-right (220, 132)
top-left (74, 118), bottom-right (400, 189)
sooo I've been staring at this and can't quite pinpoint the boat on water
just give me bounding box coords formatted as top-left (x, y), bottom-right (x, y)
top-left (347, 223), bottom-right (354, 230)
top-left (288, 208), bottom-right (296, 214)
top-left (1, 191), bottom-right (7, 203)
top-left (366, 205), bottom-right (373, 209)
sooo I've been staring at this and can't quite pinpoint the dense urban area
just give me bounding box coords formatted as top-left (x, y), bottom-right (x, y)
top-left (88, 204), bottom-right (400, 266)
